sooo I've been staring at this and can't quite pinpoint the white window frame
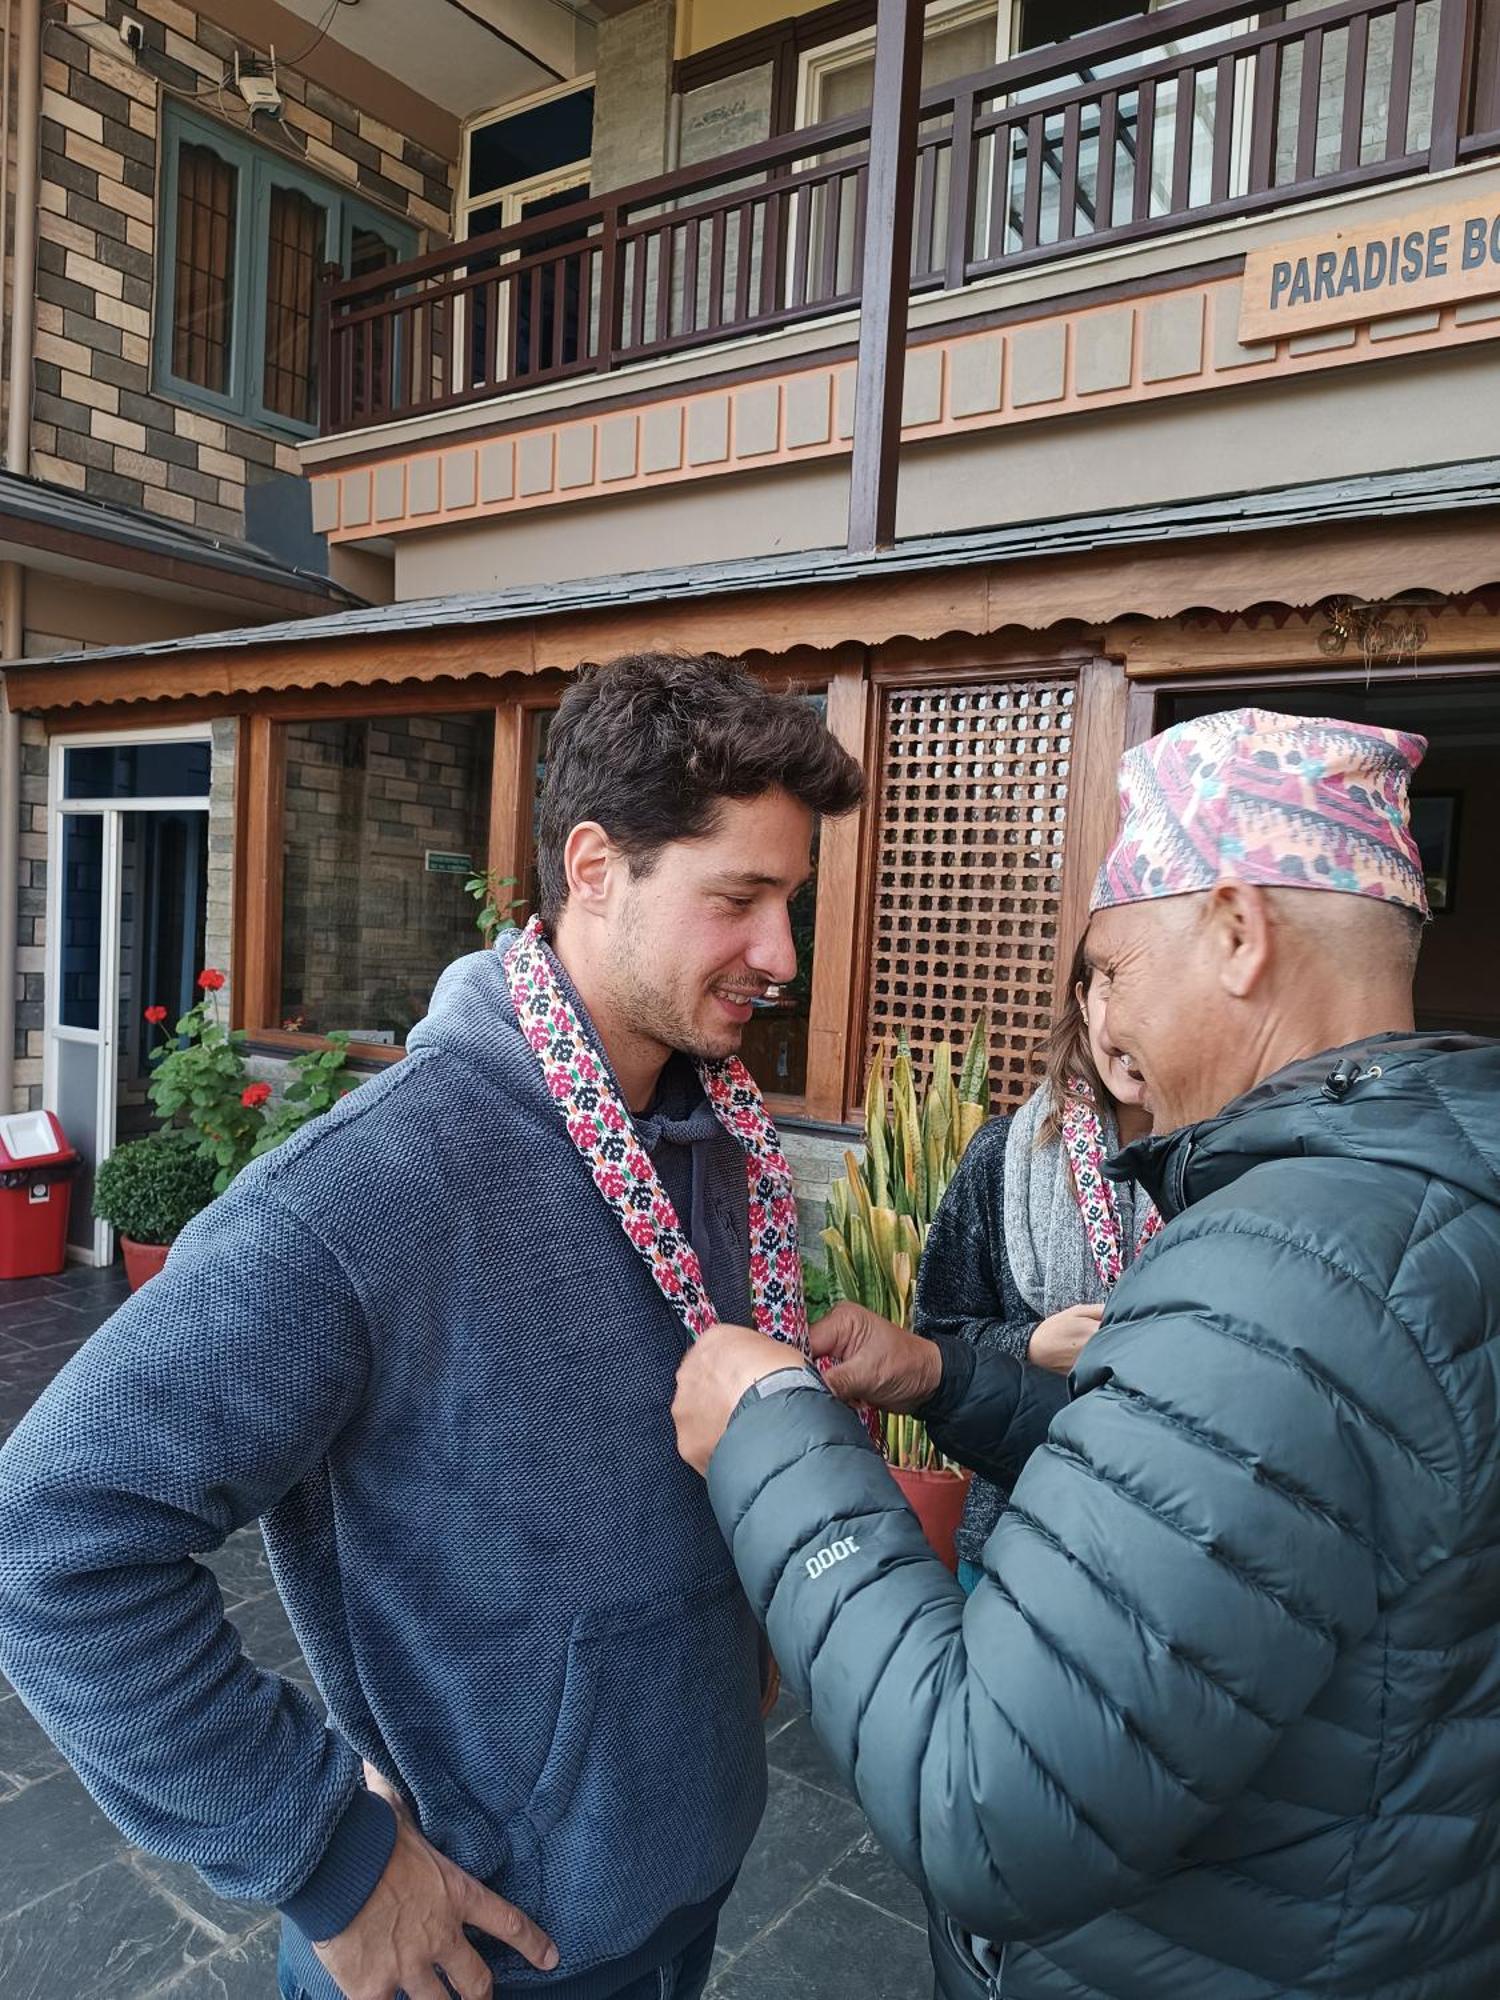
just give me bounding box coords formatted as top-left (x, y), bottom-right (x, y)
top-left (459, 75), bottom-right (597, 240)
top-left (44, 724), bottom-right (215, 1267)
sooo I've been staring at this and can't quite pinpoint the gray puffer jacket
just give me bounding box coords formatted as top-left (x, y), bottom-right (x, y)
top-left (709, 1036), bottom-right (1500, 1996)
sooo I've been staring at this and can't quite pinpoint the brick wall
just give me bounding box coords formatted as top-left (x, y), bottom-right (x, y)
top-left (32, 0), bottom-right (455, 535)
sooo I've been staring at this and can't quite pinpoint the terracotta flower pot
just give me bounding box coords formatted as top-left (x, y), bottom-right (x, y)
top-left (120, 1237), bottom-right (170, 1291)
top-left (888, 1463), bottom-right (971, 1572)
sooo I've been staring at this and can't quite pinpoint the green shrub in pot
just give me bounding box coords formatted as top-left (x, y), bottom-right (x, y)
top-left (93, 1130), bottom-right (219, 1248)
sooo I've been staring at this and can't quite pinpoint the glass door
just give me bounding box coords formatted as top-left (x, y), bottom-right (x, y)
top-left (51, 812), bottom-right (110, 1259)
top-left (44, 731), bottom-right (212, 1266)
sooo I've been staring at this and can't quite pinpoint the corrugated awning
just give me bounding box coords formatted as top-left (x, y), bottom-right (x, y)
top-left (12, 458), bottom-right (1500, 710)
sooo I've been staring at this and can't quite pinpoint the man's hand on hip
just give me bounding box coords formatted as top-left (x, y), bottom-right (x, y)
top-left (314, 1806), bottom-right (558, 2000)
top-left (808, 1304), bottom-right (942, 1413)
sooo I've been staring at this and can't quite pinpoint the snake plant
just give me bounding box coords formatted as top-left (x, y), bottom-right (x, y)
top-left (821, 1017), bottom-right (991, 1469)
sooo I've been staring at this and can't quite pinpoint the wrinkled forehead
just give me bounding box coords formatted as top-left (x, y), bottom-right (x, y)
top-left (1085, 894), bottom-right (1202, 975)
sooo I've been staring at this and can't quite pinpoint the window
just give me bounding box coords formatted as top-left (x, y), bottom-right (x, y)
top-left (461, 83), bottom-right (594, 238)
top-left (796, 0), bottom-right (1004, 126)
top-left (158, 104), bottom-right (417, 435)
top-left (172, 142), bottom-right (236, 393)
top-left (63, 741), bottom-right (211, 800)
top-left (278, 713), bottom-right (495, 1045)
top-left (1016, 0), bottom-right (1145, 47)
top-left (459, 84), bottom-right (595, 387)
top-left (244, 675), bottom-right (867, 1120)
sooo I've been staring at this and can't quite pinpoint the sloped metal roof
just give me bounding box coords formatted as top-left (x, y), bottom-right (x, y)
top-left (19, 456), bottom-right (1500, 673)
top-left (0, 469), bottom-right (364, 610)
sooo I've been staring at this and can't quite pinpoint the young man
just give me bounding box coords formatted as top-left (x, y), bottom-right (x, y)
top-left (0, 654), bottom-right (862, 2000)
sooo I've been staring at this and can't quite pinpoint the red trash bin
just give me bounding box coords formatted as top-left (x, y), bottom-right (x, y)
top-left (0, 1111), bottom-right (80, 1280)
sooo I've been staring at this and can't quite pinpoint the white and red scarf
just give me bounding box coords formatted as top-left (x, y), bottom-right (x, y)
top-left (505, 916), bottom-right (808, 1349)
top-left (1060, 1075), bottom-right (1162, 1291)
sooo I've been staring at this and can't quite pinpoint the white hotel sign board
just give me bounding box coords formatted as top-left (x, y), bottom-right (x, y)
top-left (1240, 195), bottom-right (1500, 342)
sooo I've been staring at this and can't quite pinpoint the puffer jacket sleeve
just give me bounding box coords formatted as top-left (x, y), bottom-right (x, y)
top-left (919, 1341), bottom-right (1069, 1492)
top-left (708, 1196), bottom-right (1460, 1941)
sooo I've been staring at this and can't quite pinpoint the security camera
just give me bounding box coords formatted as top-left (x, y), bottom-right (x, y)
top-left (119, 18), bottom-right (144, 52)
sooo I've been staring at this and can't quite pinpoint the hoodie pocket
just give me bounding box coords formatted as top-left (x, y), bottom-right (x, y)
top-left (509, 1568), bottom-right (766, 1972)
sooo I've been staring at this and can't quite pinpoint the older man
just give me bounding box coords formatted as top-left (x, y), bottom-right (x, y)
top-left (673, 708), bottom-right (1500, 1998)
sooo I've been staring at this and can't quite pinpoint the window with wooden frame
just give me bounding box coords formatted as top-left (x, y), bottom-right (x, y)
top-left (238, 668), bottom-right (868, 1124)
top-left (237, 705), bottom-right (497, 1057)
top-left (863, 671), bottom-right (1076, 1111)
top-left (157, 103), bottom-right (417, 437)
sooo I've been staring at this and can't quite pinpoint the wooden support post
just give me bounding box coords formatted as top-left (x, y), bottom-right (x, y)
top-left (846, 0), bottom-right (925, 556)
top-left (235, 713), bottom-right (285, 1034)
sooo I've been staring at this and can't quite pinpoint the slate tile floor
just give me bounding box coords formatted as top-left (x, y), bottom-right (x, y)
top-left (0, 1266), bottom-right (932, 2000)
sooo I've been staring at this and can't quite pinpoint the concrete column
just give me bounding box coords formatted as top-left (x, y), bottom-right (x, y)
top-left (590, 0), bottom-right (676, 193)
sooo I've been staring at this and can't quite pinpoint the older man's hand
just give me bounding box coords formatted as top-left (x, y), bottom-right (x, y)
top-left (673, 1323), bottom-right (797, 1474)
top-left (809, 1303), bottom-right (943, 1412)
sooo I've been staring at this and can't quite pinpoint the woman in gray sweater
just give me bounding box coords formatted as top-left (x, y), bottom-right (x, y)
top-left (914, 939), bottom-right (1155, 1591)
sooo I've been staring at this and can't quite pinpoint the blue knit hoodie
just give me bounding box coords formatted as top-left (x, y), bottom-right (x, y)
top-left (0, 946), bottom-right (767, 1992)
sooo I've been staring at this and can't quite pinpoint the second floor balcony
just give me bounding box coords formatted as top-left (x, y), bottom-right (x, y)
top-left (315, 0), bottom-right (1500, 437)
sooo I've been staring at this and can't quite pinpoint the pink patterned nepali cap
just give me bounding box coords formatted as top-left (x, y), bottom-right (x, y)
top-left (1090, 707), bottom-right (1430, 918)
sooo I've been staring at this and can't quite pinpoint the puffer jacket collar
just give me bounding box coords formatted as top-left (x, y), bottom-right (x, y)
top-left (1111, 1032), bottom-right (1500, 1221)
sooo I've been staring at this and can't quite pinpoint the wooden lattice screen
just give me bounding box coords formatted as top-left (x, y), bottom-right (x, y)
top-left (866, 676), bottom-right (1075, 1110)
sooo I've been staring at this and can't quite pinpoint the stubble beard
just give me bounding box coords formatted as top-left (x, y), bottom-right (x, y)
top-left (605, 927), bottom-right (738, 1066)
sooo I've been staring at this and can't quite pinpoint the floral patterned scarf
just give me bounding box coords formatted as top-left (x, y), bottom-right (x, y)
top-left (505, 916), bottom-right (808, 1349)
top-left (1060, 1074), bottom-right (1162, 1291)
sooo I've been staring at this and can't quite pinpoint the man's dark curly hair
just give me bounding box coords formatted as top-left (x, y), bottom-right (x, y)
top-left (536, 653), bottom-right (865, 924)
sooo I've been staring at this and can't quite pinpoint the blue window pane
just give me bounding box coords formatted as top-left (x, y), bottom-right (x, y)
top-left (467, 90), bottom-right (594, 198)
top-left (64, 742), bottom-right (211, 800)
top-left (60, 815), bottom-right (104, 1030)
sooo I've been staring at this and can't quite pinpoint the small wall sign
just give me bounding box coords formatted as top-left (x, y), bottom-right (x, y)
top-left (1240, 197), bottom-right (1500, 342)
top-left (425, 850), bottom-right (473, 875)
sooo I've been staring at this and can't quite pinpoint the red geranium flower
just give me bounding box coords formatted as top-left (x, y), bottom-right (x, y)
top-left (197, 968), bottom-right (226, 991)
top-left (143, 1005), bottom-right (168, 1025)
top-left (241, 1083), bottom-right (272, 1108)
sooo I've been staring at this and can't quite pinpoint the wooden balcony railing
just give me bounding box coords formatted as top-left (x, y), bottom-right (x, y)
top-left (320, 0), bottom-right (1495, 435)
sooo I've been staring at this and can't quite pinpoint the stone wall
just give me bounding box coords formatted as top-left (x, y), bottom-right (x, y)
top-left (590, 0), bottom-right (675, 192)
top-left (32, 0), bottom-right (454, 534)
top-left (782, 1127), bottom-right (857, 1264)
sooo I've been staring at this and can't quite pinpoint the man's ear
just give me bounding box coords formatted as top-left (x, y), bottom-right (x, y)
top-left (1208, 881), bottom-right (1274, 1000)
top-left (563, 822), bottom-right (618, 917)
